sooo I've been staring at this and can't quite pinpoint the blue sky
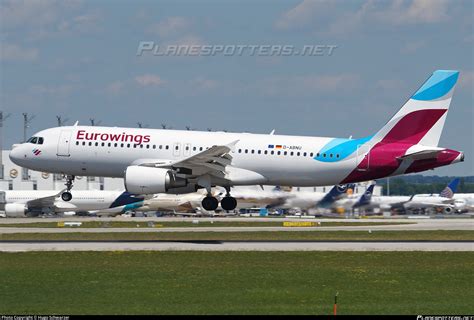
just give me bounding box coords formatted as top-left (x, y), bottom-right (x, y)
top-left (1, 0), bottom-right (473, 176)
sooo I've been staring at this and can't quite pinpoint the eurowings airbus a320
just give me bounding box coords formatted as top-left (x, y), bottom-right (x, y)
top-left (10, 70), bottom-right (464, 211)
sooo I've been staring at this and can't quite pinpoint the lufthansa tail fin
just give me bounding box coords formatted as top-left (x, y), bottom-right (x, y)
top-left (318, 183), bottom-right (355, 208)
top-left (353, 183), bottom-right (375, 208)
top-left (371, 70), bottom-right (459, 147)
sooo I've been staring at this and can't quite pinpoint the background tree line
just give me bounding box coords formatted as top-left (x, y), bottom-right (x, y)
top-left (378, 175), bottom-right (474, 196)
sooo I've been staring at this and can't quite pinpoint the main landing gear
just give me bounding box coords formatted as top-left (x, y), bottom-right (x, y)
top-left (201, 187), bottom-right (237, 211)
top-left (61, 175), bottom-right (75, 202)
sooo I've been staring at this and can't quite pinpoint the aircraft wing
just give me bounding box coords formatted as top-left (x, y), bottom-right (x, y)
top-left (139, 140), bottom-right (239, 179)
top-left (25, 190), bottom-right (64, 209)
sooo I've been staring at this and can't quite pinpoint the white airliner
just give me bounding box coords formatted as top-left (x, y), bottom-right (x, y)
top-left (9, 70), bottom-right (464, 211)
top-left (0, 190), bottom-right (144, 217)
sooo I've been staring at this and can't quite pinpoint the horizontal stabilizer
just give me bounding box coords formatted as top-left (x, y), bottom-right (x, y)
top-left (397, 145), bottom-right (445, 161)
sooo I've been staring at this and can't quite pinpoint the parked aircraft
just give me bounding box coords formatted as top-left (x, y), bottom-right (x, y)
top-left (10, 70), bottom-right (464, 211)
top-left (0, 190), bottom-right (144, 217)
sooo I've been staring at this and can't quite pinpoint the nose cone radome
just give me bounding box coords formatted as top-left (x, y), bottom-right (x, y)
top-left (9, 144), bottom-right (25, 166)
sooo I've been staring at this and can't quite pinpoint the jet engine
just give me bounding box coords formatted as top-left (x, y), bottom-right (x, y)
top-left (443, 206), bottom-right (453, 214)
top-left (124, 166), bottom-right (187, 194)
top-left (5, 203), bottom-right (27, 217)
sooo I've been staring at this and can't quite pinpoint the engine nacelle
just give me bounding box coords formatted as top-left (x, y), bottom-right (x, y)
top-left (443, 206), bottom-right (453, 214)
top-left (5, 203), bottom-right (27, 217)
top-left (124, 166), bottom-right (187, 194)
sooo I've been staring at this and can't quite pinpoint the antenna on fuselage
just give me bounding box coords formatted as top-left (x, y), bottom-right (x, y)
top-left (270, 129), bottom-right (275, 135)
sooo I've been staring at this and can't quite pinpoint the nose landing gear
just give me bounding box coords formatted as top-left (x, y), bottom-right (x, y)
top-left (61, 175), bottom-right (75, 202)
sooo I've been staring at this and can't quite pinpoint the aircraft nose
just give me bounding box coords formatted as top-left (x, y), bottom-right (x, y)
top-left (9, 144), bottom-right (26, 166)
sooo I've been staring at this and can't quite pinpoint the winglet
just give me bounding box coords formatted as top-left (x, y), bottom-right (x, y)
top-left (226, 140), bottom-right (240, 152)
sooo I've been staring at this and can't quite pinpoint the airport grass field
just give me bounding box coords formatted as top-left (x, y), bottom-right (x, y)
top-left (1, 251), bottom-right (473, 314)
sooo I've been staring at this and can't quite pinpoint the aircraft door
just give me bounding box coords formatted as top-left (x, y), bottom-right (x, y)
top-left (57, 130), bottom-right (72, 157)
top-left (356, 144), bottom-right (371, 171)
top-left (183, 143), bottom-right (191, 156)
top-left (173, 143), bottom-right (181, 157)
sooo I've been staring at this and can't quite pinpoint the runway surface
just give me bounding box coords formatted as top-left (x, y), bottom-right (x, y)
top-left (1, 240), bottom-right (472, 252)
top-left (0, 218), bottom-right (472, 233)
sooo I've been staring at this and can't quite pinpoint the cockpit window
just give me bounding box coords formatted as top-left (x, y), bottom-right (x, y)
top-left (26, 136), bottom-right (43, 144)
top-left (27, 137), bottom-right (38, 144)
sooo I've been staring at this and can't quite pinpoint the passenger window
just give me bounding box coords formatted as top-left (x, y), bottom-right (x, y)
top-left (153, 145), bottom-right (156, 149)
top-left (303, 152), bottom-right (307, 157)
top-left (251, 150), bottom-right (254, 154)
top-left (159, 145), bottom-right (162, 149)
top-left (95, 142), bottom-right (99, 146)
top-left (310, 153), bottom-right (314, 157)
top-left (258, 150), bottom-right (261, 154)
top-left (102, 142), bottom-right (105, 147)
top-left (76, 141), bottom-right (79, 146)
top-left (277, 151), bottom-right (281, 155)
top-left (297, 152), bottom-right (300, 156)
top-left (140, 144), bottom-right (143, 148)
top-left (238, 149), bottom-right (242, 153)
top-left (166, 145), bottom-right (169, 150)
top-left (175, 146), bottom-right (179, 150)
top-left (108, 143), bottom-right (111, 147)
top-left (323, 153), bottom-right (326, 157)
top-left (264, 150), bottom-right (268, 155)
top-left (317, 153), bottom-right (320, 157)
top-left (146, 145), bottom-right (150, 149)
top-left (245, 149), bottom-right (248, 154)
top-left (200, 147), bottom-right (203, 151)
top-left (121, 143), bottom-right (124, 147)
top-left (290, 152), bottom-right (294, 156)
top-left (114, 143), bottom-right (118, 147)
top-left (336, 154), bottom-right (340, 158)
top-left (88, 142), bottom-right (92, 146)
top-left (193, 147), bottom-right (196, 151)
top-left (271, 151), bottom-right (274, 155)
top-left (127, 144), bottom-right (130, 148)
top-left (284, 151), bottom-right (287, 156)
top-left (329, 153), bottom-right (332, 158)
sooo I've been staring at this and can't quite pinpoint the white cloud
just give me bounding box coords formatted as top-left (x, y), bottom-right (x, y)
top-left (105, 81), bottom-right (125, 95)
top-left (259, 74), bottom-right (360, 97)
top-left (275, 0), bottom-right (334, 30)
top-left (1, 0), bottom-right (101, 39)
top-left (276, 0), bottom-right (452, 34)
top-left (147, 16), bottom-right (192, 37)
top-left (30, 84), bottom-right (75, 96)
top-left (0, 43), bottom-right (39, 61)
top-left (135, 74), bottom-right (166, 87)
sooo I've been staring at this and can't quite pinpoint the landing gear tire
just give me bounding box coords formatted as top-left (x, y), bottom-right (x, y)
top-left (202, 196), bottom-right (219, 211)
top-left (61, 191), bottom-right (72, 202)
top-left (221, 196), bottom-right (237, 211)
top-left (62, 175), bottom-right (75, 202)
